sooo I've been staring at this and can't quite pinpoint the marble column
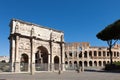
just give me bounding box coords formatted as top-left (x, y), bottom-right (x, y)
top-left (10, 36), bottom-right (15, 72)
top-left (49, 32), bottom-right (54, 71)
top-left (48, 53), bottom-right (51, 71)
top-left (30, 38), bottom-right (35, 75)
top-left (61, 43), bottom-right (65, 71)
top-left (50, 41), bottom-right (54, 71)
top-left (14, 35), bottom-right (20, 72)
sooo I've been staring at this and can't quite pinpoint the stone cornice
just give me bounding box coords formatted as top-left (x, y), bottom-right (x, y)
top-left (9, 33), bottom-right (64, 44)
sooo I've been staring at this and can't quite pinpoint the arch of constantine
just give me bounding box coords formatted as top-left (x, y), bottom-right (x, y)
top-left (9, 19), bottom-right (65, 73)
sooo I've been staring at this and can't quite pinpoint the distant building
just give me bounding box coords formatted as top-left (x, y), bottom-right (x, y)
top-left (64, 42), bottom-right (120, 70)
top-left (0, 56), bottom-right (9, 63)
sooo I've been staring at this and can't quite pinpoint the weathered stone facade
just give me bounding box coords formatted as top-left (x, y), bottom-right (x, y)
top-left (9, 19), bottom-right (65, 73)
top-left (64, 42), bottom-right (120, 70)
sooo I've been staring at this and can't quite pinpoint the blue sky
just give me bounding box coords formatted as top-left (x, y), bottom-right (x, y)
top-left (1, 0), bottom-right (120, 56)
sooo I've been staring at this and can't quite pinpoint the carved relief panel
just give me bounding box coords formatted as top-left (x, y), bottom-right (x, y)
top-left (52, 32), bottom-right (63, 42)
top-left (19, 38), bottom-right (31, 53)
top-left (52, 43), bottom-right (60, 56)
top-left (18, 23), bottom-right (31, 36)
top-left (35, 27), bottom-right (50, 40)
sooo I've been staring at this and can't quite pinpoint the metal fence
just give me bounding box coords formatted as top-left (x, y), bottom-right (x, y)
top-left (0, 63), bottom-right (62, 72)
top-left (0, 62), bottom-right (104, 72)
top-left (64, 64), bottom-right (104, 71)
top-left (65, 64), bottom-right (78, 70)
top-left (35, 63), bottom-right (60, 71)
top-left (35, 63), bottom-right (48, 71)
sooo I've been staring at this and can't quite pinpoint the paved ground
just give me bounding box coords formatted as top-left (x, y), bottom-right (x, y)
top-left (0, 71), bottom-right (119, 80)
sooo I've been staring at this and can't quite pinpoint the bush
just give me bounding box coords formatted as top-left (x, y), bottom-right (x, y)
top-left (113, 62), bottom-right (120, 66)
top-left (104, 62), bottom-right (120, 71)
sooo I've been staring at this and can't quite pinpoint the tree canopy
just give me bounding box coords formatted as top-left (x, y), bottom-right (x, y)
top-left (96, 20), bottom-right (120, 41)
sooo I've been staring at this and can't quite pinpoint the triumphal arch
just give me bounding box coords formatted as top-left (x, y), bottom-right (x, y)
top-left (9, 19), bottom-right (65, 73)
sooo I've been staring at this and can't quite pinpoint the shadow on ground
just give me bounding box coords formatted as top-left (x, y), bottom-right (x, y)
top-left (84, 69), bottom-right (120, 73)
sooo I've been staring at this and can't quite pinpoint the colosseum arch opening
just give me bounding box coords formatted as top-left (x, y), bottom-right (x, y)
top-left (84, 61), bottom-right (87, 67)
top-left (84, 51), bottom-right (87, 58)
top-left (103, 61), bottom-right (106, 66)
top-left (89, 51), bottom-right (92, 58)
top-left (79, 52), bottom-right (82, 58)
top-left (74, 61), bottom-right (77, 69)
top-left (89, 61), bottom-right (92, 67)
top-left (94, 61), bottom-right (97, 67)
top-left (79, 61), bottom-right (82, 67)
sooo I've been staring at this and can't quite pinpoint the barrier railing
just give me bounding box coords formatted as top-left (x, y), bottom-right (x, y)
top-left (0, 62), bottom-right (104, 72)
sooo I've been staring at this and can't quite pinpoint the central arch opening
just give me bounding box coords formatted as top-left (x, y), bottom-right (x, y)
top-left (35, 46), bottom-right (48, 71)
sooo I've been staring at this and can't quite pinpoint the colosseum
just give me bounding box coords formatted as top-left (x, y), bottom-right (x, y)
top-left (64, 42), bottom-right (120, 70)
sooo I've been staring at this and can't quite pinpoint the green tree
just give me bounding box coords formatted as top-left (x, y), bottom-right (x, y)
top-left (96, 20), bottom-right (120, 65)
